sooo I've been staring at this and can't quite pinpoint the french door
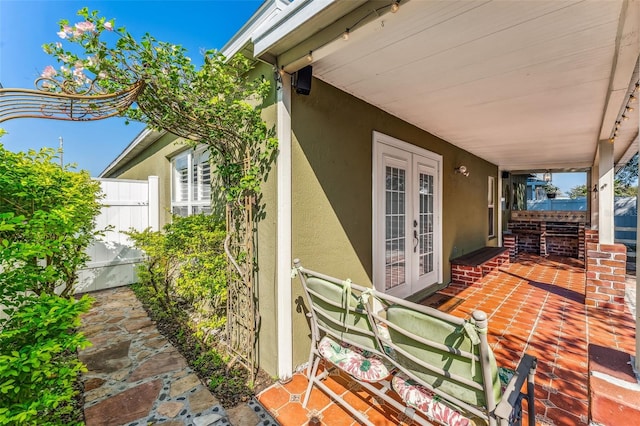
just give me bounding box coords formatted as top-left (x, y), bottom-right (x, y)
top-left (373, 132), bottom-right (442, 298)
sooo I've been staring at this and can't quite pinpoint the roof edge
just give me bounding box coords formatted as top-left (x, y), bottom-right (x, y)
top-left (221, 0), bottom-right (291, 58)
top-left (99, 128), bottom-right (165, 177)
top-left (251, 0), bottom-right (338, 60)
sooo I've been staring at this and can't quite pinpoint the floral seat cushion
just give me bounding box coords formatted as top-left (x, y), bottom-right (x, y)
top-left (318, 336), bottom-right (392, 382)
top-left (391, 367), bottom-right (516, 426)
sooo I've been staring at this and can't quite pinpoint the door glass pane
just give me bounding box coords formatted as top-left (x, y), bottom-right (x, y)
top-left (418, 173), bottom-right (434, 275)
top-left (385, 166), bottom-right (406, 290)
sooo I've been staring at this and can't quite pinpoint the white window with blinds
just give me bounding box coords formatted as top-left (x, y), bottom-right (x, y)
top-left (171, 147), bottom-right (212, 216)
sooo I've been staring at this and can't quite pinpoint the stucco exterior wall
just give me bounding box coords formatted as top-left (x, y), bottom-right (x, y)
top-left (290, 78), bottom-right (498, 368)
top-left (248, 62), bottom-right (278, 377)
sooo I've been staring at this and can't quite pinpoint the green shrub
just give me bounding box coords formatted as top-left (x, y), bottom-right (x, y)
top-left (0, 144), bottom-right (103, 298)
top-left (0, 294), bottom-right (92, 425)
top-left (0, 143), bottom-right (99, 424)
top-left (127, 214), bottom-right (227, 321)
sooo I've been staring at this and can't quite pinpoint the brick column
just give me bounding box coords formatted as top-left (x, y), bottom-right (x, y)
top-left (585, 232), bottom-right (627, 311)
top-left (584, 229), bottom-right (599, 261)
top-left (578, 224), bottom-right (586, 260)
top-left (503, 233), bottom-right (518, 262)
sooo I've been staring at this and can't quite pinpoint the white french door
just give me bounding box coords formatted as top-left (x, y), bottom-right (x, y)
top-left (373, 132), bottom-right (442, 298)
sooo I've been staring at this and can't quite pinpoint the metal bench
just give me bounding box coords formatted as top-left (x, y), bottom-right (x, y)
top-left (293, 260), bottom-right (537, 426)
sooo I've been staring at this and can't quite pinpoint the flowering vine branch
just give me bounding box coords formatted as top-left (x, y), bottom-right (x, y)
top-left (42, 7), bottom-right (277, 203)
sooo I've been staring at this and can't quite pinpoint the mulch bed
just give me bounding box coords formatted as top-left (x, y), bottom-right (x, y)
top-left (133, 292), bottom-right (274, 407)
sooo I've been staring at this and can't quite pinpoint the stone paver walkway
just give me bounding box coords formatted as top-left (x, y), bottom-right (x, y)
top-left (79, 286), bottom-right (277, 426)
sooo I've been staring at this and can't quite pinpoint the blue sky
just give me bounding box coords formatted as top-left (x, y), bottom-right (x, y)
top-left (0, 0), bottom-right (263, 176)
top-left (539, 172), bottom-right (586, 196)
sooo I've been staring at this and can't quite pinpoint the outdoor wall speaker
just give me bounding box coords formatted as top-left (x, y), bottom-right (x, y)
top-left (294, 65), bottom-right (313, 95)
top-left (501, 171), bottom-right (510, 179)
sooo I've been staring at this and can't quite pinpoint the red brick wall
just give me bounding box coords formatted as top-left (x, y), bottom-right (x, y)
top-left (578, 224), bottom-right (586, 260)
top-left (585, 234), bottom-right (627, 311)
top-left (546, 236), bottom-right (579, 257)
top-left (504, 234), bottom-right (517, 262)
top-left (451, 264), bottom-right (482, 285)
top-left (481, 251), bottom-right (509, 276)
top-left (451, 251), bottom-right (509, 285)
top-left (507, 221), bottom-right (540, 255)
top-left (508, 220), bottom-right (585, 259)
top-left (518, 234), bottom-right (540, 254)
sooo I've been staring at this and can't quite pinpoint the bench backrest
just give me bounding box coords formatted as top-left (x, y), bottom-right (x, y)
top-left (384, 303), bottom-right (501, 407)
top-left (296, 266), bottom-right (383, 355)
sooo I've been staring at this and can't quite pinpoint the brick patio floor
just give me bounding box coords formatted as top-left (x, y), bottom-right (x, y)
top-left (257, 254), bottom-right (637, 426)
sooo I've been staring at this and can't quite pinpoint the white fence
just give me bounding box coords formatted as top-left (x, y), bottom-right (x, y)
top-left (75, 177), bottom-right (159, 293)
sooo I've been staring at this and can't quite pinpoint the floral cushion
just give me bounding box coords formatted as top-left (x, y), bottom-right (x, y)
top-left (318, 336), bottom-right (392, 382)
top-left (392, 373), bottom-right (480, 426)
top-left (391, 367), bottom-right (517, 426)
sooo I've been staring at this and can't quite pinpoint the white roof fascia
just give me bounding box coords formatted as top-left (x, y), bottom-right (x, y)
top-left (99, 128), bottom-right (165, 177)
top-left (221, 0), bottom-right (291, 58)
top-left (598, 0), bottom-right (640, 141)
top-left (252, 0), bottom-right (338, 59)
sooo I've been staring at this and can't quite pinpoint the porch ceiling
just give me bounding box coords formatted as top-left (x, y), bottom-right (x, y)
top-left (260, 0), bottom-right (640, 171)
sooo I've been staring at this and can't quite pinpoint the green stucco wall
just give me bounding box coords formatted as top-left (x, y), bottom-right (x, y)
top-left (111, 133), bottom-right (188, 227)
top-left (249, 62), bottom-right (278, 377)
top-left (290, 78), bottom-right (498, 368)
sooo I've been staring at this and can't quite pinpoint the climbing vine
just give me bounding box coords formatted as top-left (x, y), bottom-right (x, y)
top-left (42, 8), bottom-right (277, 376)
top-left (42, 8), bottom-right (277, 202)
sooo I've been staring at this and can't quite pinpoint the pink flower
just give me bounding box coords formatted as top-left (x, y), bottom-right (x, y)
top-left (73, 67), bottom-right (89, 85)
top-left (57, 25), bottom-right (73, 39)
top-left (104, 22), bottom-right (113, 31)
top-left (73, 68), bottom-right (85, 79)
top-left (41, 65), bottom-right (57, 78)
top-left (75, 21), bottom-right (96, 33)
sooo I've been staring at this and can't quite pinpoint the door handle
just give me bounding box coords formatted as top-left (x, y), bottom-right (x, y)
top-left (413, 230), bottom-right (419, 253)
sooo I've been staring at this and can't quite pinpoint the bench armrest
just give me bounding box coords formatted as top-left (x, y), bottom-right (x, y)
top-left (494, 354), bottom-right (537, 421)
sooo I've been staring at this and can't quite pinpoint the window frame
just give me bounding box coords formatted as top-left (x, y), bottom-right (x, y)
top-left (488, 175), bottom-right (496, 238)
top-left (170, 146), bottom-right (212, 217)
